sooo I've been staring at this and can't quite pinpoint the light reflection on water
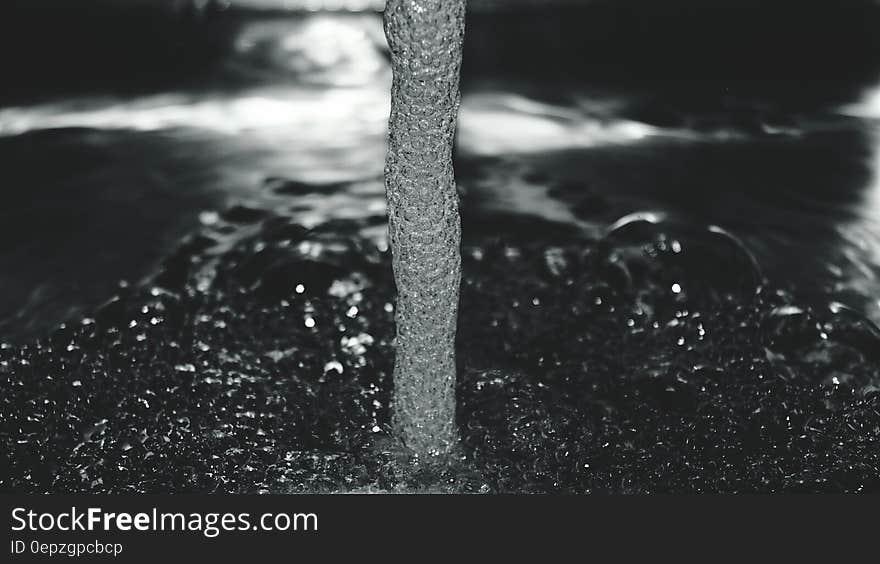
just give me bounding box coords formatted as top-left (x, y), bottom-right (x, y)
top-left (0, 14), bottom-right (678, 234)
top-left (840, 84), bottom-right (880, 320)
top-left (1, 11), bottom-right (880, 338)
top-left (458, 93), bottom-right (657, 156)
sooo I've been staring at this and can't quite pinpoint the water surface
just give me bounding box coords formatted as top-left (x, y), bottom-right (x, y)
top-left (2, 7), bottom-right (880, 493)
top-left (2, 11), bottom-right (880, 340)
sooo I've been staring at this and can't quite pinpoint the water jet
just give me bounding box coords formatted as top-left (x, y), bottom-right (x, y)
top-left (383, 0), bottom-right (467, 456)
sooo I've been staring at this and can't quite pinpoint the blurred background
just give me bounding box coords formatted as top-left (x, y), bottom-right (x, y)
top-left (2, 0), bottom-right (880, 341)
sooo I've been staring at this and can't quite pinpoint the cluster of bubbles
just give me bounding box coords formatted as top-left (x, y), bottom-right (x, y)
top-left (2, 197), bottom-right (879, 492)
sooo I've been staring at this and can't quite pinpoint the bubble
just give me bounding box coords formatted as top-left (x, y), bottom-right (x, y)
top-left (598, 211), bottom-right (764, 312)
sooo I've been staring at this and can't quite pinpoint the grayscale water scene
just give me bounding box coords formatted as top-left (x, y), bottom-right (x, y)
top-left (2, 0), bottom-right (880, 493)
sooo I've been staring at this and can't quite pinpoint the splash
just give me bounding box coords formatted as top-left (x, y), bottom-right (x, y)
top-left (383, 0), bottom-right (467, 455)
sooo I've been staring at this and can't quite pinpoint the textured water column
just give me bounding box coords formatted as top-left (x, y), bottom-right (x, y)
top-left (383, 0), bottom-right (467, 456)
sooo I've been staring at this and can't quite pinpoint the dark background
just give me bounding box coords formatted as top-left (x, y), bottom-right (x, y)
top-left (3, 0), bottom-right (880, 102)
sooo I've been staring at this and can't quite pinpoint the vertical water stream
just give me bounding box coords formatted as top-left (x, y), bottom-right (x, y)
top-left (383, 0), bottom-right (467, 455)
